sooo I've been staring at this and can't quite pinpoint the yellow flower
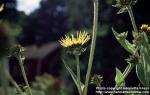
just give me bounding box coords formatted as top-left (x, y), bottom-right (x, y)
top-left (59, 31), bottom-right (90, 55)
top-left (140, 24), bottom-right (150, 32)
top-left (0, 4), bottom-right (4, 12)
top-left (140, 24), bottom-right (148, 31)
top-left (140, 24), bottom-right (150, 37)
top-left (59, 31), bottom-right (90, 48)
top-left (147, 27), bottom-right (150, 31)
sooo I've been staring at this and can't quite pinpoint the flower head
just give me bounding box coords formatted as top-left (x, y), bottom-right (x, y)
top-left (59, 31), bottom-right (90, 55)
top-left (140, 24), bottom-right (148, 31)
top-left (91, 74), bottom-right (103, 86)
top-left (0, 4), bottom-right (4, 12)
top-left (8, 45), bottom-right (25, 60)
top-left (59, 31), bottom-right (90, 47)
top-left (147, 27), bottom-right (150, 31)
top-left (113, 0), bottom-right (137, 14)
top-left (139, 24), bottom-right (150, 41)
top-left (113, 0), bottom-right (137, 8)
top-left (125, 55), bottom-right (140, 64)
top-left (140, 24), bottom-right (150, 35)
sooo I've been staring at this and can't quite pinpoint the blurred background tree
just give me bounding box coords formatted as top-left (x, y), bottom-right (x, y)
top-left (18, 0), bottom-right (68, 46)
top-left (0, 0), bottom-right (18, 21)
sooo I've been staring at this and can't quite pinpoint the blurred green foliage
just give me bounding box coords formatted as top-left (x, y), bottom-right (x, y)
top-left (0, 74), bottom-right (69, 95)
top-left (31, 73), bottom-right (68, 95)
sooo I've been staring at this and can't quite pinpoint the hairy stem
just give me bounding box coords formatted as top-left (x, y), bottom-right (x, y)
top-left (0, 58), bottom-right (9, 95)
top-left (17, 55), bottom-right (32, 95)
top-left (123, 63), bottom-right (134, 79)
top-left (75, 55), bottom-right (83, 95)
top-left (127, 6), bottom-right (138, 32)
top-left (6, 72), bottom-right (23, 94)
top-left (84, 0), bottom-right (99, 95)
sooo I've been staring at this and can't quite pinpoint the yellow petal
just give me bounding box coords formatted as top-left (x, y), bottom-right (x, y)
top-left (0, 4), bottom-right (4, 12)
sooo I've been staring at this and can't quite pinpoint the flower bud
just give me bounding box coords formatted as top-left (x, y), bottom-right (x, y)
top-left (9, 45), bottom-right (25, 60)
top-left (91, 74), bottom-right (103, 86)
top-left (125, 55), bottom-right (140, 64)
top-left (113, 0), bottom-right (137, 8)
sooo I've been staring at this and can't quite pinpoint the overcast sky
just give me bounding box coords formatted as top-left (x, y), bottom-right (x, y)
top-left (17, 0), bottom-right (41, 15)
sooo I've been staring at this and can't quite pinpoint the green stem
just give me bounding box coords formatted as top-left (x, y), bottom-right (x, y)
top-left (75, 55), bottom-right (83, 95)
top-left (142, 55), bottom-right (148, 85)
top-left (140, 46), bottom-right (149, 86)
top-left (84, 0), bottom-right (99, 95)
top-left (0, 58), bottom-right (9, 95)
top-left (6, 71), bottom-right (23, 94)
top-left (123, 63), bottom-right (134, 79)
top-left (111, 64), bottom-right (134, 95)
top-left (17, 55), bottom-right (32, 95)
top-left (116, 64), bottom-right (134, 87)
top-left (127, 6), bottom-right (138, 32)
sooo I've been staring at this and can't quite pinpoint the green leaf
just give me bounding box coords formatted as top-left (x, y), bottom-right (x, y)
top-left (112, 3), bottom-right (121, 8)
top-left (63, 60), bottom-right (78, 86)
top-left (115, 68), bottom-right (125, 86)
top-left (143, 47), bottom-right (150, 72)
top-left (139, 43), bottom-right (150, 86)
top-left (136, 63), bottom-right (147, 86)
top-left (62, 59), bottom-right (83, 91)
top-left (132, 31), bottom-right (138, 38)
top-left (125, 40), bottom-right (136, 52)
top-left (22, 92), bottom-right (28, 95)
top-left (141, 33), bottom-right (150, 83)
top-left (131, 0), bottom-right (138, 7)
top-left (112, 28), bottom-right (135, 54)
top-left (117, 7), bottom-right (128, 14)
top-left (112, 28), bottom-right (128, 39)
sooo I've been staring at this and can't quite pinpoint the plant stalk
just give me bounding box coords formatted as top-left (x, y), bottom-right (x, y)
top-left (0, 57), bottom-right (9, 95)
top-left (114, 64), bottom-right (134, 88)
top-left (75, 55), bottom-right (83, 95)
top-left (111, 64), bottom-right (134, 95)
top-left (17, 55), bottom-right (32, 95)
top-left (84, 0), bottom-right (99, 95)
top-left (123, 63), bottom-right (134, 79)
top-left (127, 6), bottom-right (138, 32)
top-left (6, 71), bottom-right (23, 94)
top-left (140, 46), bottom-right (149, 86)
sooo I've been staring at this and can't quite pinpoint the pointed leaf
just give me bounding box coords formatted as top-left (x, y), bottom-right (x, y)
top-left (117, 7), bottom-right (128, 14)
top-left (139, 45), bottom-right (150, 86)
top-left (132, 31), bottom-right (138, 38)
top-left (131, 0), bottom-right (138, 6)
top-left (62, 60), bottom-right (79, 87)
top-left (63, 60), bottom-right (85, 93)
top-left (115, 68), bottom-right (125, 86)
top-left (136, 64), bottom-right (147, 86)
top-left (112, 28), bottom-right (135, 54)
top-left (141, 33), bottom-right (150, 72)
top-left (112, 4), bottom-right (121, 8)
